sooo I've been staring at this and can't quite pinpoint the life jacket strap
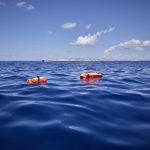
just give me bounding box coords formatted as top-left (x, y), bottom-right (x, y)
top-left (37, 76), bottom-right (40, 83)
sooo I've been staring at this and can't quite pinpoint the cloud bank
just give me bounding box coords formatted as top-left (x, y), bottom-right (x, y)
top-left (16, 1), bottom-right (35, 11)
top-left (62, 22), bottom-right (77, 29)
top-left (104, 39), bottom-right (150, 55)
top-left (71, 26), bottom-right (115, 46)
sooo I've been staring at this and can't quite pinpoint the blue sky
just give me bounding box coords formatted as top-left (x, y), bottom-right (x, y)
top-left (0, 0), bottom-right (150, 60)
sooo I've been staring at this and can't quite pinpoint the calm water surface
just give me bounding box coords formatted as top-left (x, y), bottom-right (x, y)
top-left (0, 61), bottom-right (150, 150)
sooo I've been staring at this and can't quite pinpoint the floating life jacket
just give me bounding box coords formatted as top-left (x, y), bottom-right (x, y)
top-left (27, 76), bottom-right (47, 84)
top-left (80, 72), bottom-right (103, 79)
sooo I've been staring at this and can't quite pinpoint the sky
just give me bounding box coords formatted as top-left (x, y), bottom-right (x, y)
top-left (0, 0), bottom-right (150, 60)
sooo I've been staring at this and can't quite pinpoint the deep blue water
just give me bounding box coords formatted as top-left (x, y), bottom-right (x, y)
top-left (0, 61), bottom-right (150, 150)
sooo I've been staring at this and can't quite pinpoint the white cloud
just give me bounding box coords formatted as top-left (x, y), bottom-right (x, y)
top-left (48, 31), bottom-right (53, 35)
top-left (16, 1), bottom-right (26, 7)
top-left (71, 34), bottom-right (98, 46)
top-left (0, 2), bottom-right (6, 6)
top-left (142, 40), bottom-right (150, 47)
top-left (62, 22), bottom-right (77, 29)
top-left (25, 4), bottom-right (34, 11)
top-left (71, 26), bottom-right (115, 46)
top-left (85, 24), bottom-right (92, 29)
top-left (16, 1), bottom-right (35, 11)
top-left (104, 39), bottom-right (150, 55)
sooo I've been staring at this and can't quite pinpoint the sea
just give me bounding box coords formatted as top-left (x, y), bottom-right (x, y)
top-left (0, 61), bottom-right (150, 150)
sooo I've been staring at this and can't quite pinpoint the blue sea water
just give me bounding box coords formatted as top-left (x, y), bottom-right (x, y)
top-left (0, 61), bottom-right (150, 150)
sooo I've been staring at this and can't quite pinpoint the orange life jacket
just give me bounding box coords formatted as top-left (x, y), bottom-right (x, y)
top-left (80, 72), bottom-right (103, 79)
top-left (27, 76), bottom-right (47, 84)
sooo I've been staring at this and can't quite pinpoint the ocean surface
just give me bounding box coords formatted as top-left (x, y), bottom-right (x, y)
top-left (0, 61), bottom-right (150, 150)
